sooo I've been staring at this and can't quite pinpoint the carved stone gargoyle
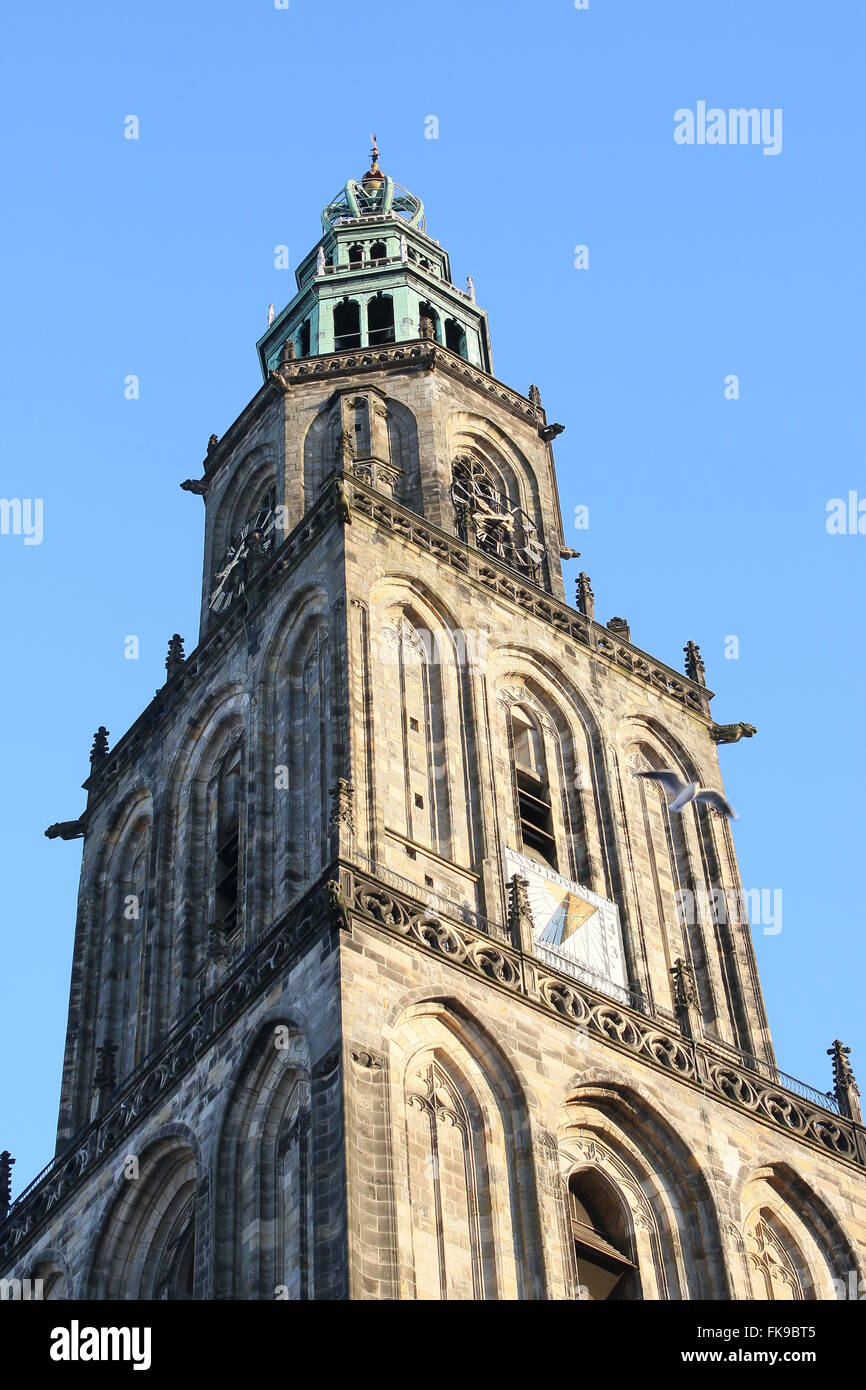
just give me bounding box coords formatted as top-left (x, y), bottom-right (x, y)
top-left (539, 423), bottom-right (565, 443)
top-left (45, 819), bottom-right (86, 841)
top-left (334, 476), bottom-right (352, 526)
top-left (710, 722), bottom-right (757, 745)
top-left (327, 878), bottom-right (350, 931)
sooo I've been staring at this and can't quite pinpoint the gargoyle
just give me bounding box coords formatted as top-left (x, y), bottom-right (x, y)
top-left (180, 477), bottom-right (208, 496)
top-left (709, 722), bottom-right (758, 745)
top-left (334, 476), bottom-right (352, 526)
top-left (539, 423), bottom-right (565, 443)
top-left (326, 878), bottom-right (349, 930)
top-left (45, 819), bottom-right (86, 841)
top-left (560, 546), bottom-right (581, 560)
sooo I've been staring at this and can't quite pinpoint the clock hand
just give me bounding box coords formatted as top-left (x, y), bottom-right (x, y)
top-left (209, 543), bottom-right (247, 607)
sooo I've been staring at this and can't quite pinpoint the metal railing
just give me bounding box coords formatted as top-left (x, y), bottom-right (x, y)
top-left (533, 942), bottom-right (647, 1014)
top-left (703, 1033), bottom-right (840, 1114)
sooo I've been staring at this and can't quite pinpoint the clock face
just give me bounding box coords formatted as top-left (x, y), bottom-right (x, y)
top-left (209, 500), bottom-right (276, 613)
top-left (451, 458), bottom-right (544, 578)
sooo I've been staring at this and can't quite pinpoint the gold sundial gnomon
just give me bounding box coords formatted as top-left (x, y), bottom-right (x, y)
top-left (546, 890), bottom-right (597, 946)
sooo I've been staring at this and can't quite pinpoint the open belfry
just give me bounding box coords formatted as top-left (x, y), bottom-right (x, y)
top-left (3, 143), bottom-right (864, 1301)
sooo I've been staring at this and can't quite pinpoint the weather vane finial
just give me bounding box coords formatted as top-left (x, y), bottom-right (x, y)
top-left (370, 132), bottom-right (379, 169)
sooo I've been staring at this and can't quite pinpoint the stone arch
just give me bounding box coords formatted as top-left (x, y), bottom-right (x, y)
top-left (86, 1132), bottom-right (201, 1299)
top-left (213, 1018), bottom-right (312, 1299)
top-left (617, 714), bottom-right (763, 1054)
top-left (446, 410), bottom-right (544, 536)
top-left (302, 397), bottom-right (343, 501)
top-left (385, 397), bottom-right (421, 513)
top-left (159, 686), bottom-right (248, 1027)
top-left (735, 1162), bottom-right (862, 1300)
top-left (286, 613), bottom-right (333, 891)
top-left (566, 1162), bottom-right (641, 1299)
top-left (487, 647), bottom-right (628, 959)
top-left (557, 1080), bottom-right (730, 1299)
top-left (257, 583), bottom-right (334, 923)
top-left (81, 788), bottom-right (154, 1118)
top-left (366, 577), bottom-right (485, 874)
top-left (210, 444), bottom-right (278, 583)
top-left (386, 997), bottom-right (546, 1300)
top-left (28, 1248), bottom-right (71, 1300)
top-left (491, 655), bottom-right (598, 888)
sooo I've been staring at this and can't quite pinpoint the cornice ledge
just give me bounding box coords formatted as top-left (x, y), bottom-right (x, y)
top-left (271, 340), bottom-right (540, 432)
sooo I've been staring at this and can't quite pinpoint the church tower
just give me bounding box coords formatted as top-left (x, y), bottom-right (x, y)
top-left (2, 144), bottom-right (865, 1301)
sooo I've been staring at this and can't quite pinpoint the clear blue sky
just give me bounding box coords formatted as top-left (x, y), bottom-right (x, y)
top-left (1, 1), bottom-right (864, 1192)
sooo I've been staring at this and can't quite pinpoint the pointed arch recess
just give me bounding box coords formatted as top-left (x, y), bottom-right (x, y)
top-left (387, 998), bottom-right (546, 1300)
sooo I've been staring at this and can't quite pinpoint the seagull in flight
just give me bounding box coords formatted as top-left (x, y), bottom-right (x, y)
top-left (634, 770), bottom-right (738, 821)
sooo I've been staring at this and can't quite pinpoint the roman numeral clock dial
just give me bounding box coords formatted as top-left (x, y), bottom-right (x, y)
top-left (209, 500), bottom-right (277, 613)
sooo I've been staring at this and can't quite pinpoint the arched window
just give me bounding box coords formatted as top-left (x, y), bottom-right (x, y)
top-left (90, 1140), bottom-right (198, 1299)
top-left (215, 747), bottom-right (241, 932)
top-left (744, 1209), bottom-right (804, 1300)
top-left (98, 805), bottom-right (152, 1089)
top-left (568, 1171), bottom-right (638, 1301)
top-left (379, 613), bottom-right (453, 857)
top-left (214, 1023), bottom-right (312, 1299)
top-left (333, 298), bottom-right (361, 351)
top-left (369, 239), bottom-right (387, 264)
top-left (367, 293), bottom-right (395, 346)
top-left (445, 318), bottom-right (468, 358)
top-left (348, 243), bottom-right (364, 267)
top-left (298, 318), bottom-right (311, 357)
top-left (511, 705), bottom-right (557, 869)
top-left (119, 836), bottom-right (148, 1074)
top-left (405, 1059), bottom-right (498, 1299)
top-left (418, 301), bottom-right (442, 343)
top-left (154, 1199), bottom-right (196, 1301)
top-left (31, 1261), bottom-right (69, 1300)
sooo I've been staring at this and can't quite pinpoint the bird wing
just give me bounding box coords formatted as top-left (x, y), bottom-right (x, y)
top-left (634, 770), bottom-right (688, 799)
top-left (695, 789), bottom-right (739, 820)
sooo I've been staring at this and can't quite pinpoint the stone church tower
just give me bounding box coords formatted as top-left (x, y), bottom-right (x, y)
top-left (2, 143), bottom-right (865, 1301)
